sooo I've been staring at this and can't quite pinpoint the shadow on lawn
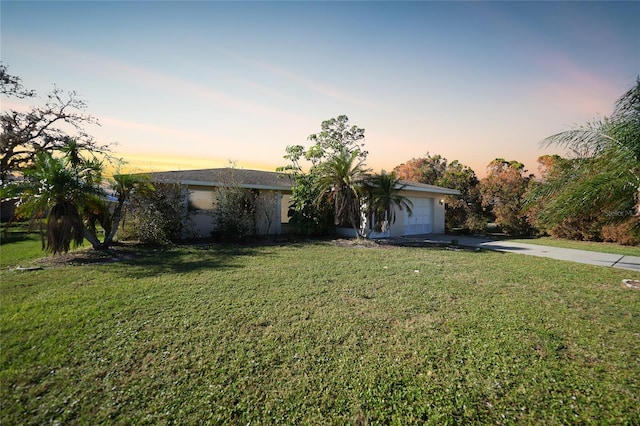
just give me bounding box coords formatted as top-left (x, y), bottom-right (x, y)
top-left (0, 231), bottom-right (39, 245)
top-left (118, 244), bottom-right (266, 278)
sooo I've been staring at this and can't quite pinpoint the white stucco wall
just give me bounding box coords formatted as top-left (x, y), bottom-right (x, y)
top-left (388, 191), bottom-right (445, 237)
top-left (356, 191), bottom-right (450, 238)
top-left (175, 182), bottom-right (454, 239)
top-left (184, 185), bottom-right (284, 237)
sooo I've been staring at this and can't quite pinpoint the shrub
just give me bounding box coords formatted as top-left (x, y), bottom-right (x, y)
top-left (211, 186), bottom-right (257, 240)
top-left (546, 215), bottom-right (602, 241)
top-left (601, 217), bottom-right (640, 245)
top-left (463, 213), bottom-right (488, 234)
top-left (119, 183), bottom-right (185, 244)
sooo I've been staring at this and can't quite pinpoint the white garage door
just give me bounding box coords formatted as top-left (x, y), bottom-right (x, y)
top-left (404, 197), bottom-right (433, 235)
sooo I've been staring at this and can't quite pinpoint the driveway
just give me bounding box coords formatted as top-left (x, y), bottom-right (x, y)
top-left (396, 235), bottom-right (640, 273)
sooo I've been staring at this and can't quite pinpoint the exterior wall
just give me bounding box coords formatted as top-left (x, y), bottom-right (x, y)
top-left (354, 190), bottom-right (449, 238)
top-left (384, 191), bottom-right (447, 237)
top-left (432, 196), bottom-right (446, 234)
top-left (170, 181), bottom-right (453, 239)
top-left (184, 185), bottom-right (286, 238)
top-left (185, 185), bottom-right (214, 238)
top-left (190, 211), bottom-right (213, 238)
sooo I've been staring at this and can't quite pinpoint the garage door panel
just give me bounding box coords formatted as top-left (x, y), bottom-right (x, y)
top-left (404, 197), bottom-right (433, 235)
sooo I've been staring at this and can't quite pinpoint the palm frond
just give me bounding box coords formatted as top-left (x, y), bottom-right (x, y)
top-left (46, 201), bottom-right (84, 254)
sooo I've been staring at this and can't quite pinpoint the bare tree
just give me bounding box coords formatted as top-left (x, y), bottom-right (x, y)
top-left (1, 87), bottom-right (107, 181)
top-left (256, 190), bottom-right (280, 235)
top-left (0, 63), bottom-right (36, 99)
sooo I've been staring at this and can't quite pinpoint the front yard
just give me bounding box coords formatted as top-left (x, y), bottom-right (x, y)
top-left (1, 241), bottom-right (639, 424)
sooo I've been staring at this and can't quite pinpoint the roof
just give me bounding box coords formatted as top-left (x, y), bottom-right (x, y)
top-left (149, 168), bottom-right (293, 191)
top-left (148, 168), bottom-right (460, 195)
top-left (398, 180), bottom-right (461, 196)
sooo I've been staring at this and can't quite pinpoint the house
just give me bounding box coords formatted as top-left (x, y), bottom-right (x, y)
top-left (148, 168), bottom-right (293, 239)
top-left (362, 180), bottom-right (460, 239)
top-left (148, 168), bottom-right (459, 239)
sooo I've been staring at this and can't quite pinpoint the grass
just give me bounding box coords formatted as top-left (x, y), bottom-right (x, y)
top-left (507, 236), bottom-right (640, 257)
top-left (1, 238), bottom-right (639, 424)
top-left (0, 227), bottom-right (44, 268)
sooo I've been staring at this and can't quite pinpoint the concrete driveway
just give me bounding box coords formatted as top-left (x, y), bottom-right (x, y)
top-left (398, 235), bottom-right (640, 273)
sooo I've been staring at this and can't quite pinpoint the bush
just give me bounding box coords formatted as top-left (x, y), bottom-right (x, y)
top-left (119, 184), bottom-right (185, 244)
top-left (545, 214), bottom-right (602, 241)
top-left (463, 213), bottom-right (488, 234)
top-left (211, 186), bottom-right (257, 240)
top-left (601, 217), bottom-right (640, 245)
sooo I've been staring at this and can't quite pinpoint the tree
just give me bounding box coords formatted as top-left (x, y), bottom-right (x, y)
top-left (278, 146), bottom-right (334, 235)
top-left (480, 159), bottom-right (533, 235)
top-left (525, 155), bottom-right (601, 240)
top-left (207, 165), bottom-right (259, 240)
top-left (120, 182), bottom-right (186, 244)
top-left (103, 172), bottom-right (154, 245)
top-left (1, 70), bottom-right (105, 181)
top-left (255, 190), bottom-right (280, 235)
top-left (306, 115), bottom-right (367, 164)
top-left (0, 63), bottom-right (35, 99)
top-left (2, 67), bottom-right (149, 251)
top-left (363, 170), bottom-right (413, 233)
top-left (394, 154), bottom-right (483, 231)
top-left (17, 150), bottom-right (103, 254)
top-left (393, 153), bottom-right (448, 184)
top-left (527, 77), bottom-right (640, 243)
top-left (278, 115), bottom-right (369, 236)
top-left (211, 185), bottom-right (258, 240)
top-left (286, 172), bottom-right (334, 236)
top-left (437, 160), bottom-right (483, 232)
top-left (14, 141), bottom-right (153, 253)
top-left (314, 148), bottom-right (370, 234)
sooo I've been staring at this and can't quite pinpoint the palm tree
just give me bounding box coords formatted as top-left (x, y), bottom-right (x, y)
top-left (536, 78), bottom-right (639, 233)
top-left (18, 151), bottom-right (104, 254)
top-left (314, 148), bottom-right (370, 235)
top-left (364, 170), bottom-right (413, 234)
top-left (12, 136), bottom-right (156, 252)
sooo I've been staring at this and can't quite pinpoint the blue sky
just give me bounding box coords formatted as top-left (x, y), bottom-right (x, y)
top-left (2, 1), bottom-right (638, 176)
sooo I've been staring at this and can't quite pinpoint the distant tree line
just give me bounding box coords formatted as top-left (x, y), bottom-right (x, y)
top-left (391, 78), bottom-right (639, 244)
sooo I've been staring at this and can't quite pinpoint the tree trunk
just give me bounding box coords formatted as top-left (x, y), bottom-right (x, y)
top-left (103, 200), bottom-right (125, 245)
top-left (83, 228), bottom-right (104, 250)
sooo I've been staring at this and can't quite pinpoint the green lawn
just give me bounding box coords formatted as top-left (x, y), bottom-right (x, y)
top-left (507, 236), bottom-right (640, 257)
top-left (1, 240), bottom-right (639, 424)
top-left (0, 230), bottom-right (44, 268)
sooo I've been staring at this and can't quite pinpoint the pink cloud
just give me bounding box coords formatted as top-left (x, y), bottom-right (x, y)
top-left (6, 38), bottom-right (311, 123)
top-left (99, 116), bottom-right (214, 142)
top-left (527, 52), bottom-right (623, 118)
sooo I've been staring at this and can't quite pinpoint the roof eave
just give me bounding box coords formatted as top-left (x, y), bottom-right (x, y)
top-left (402, 187), bottom-right (461, 195)
top-left (153, 179), bottom-right (292, 191)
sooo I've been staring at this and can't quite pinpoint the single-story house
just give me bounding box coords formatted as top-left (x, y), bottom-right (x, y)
top-left (362, 180), bottom-right (460, 239)
top-left (148, 168), bottom-right (460, 239)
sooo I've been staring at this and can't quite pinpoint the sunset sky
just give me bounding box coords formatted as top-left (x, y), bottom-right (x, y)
top-left (2, 1), bottom-right (638, 177)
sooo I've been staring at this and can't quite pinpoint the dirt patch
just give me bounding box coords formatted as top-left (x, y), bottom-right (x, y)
top-left (332, 238), bottom-right (382, 248)
top-left (34, 245), bottom-right (142, 268)
top-left (623, 279), bottom-right (640, 290)
top-left (331, 237), bottom-right (478, 252)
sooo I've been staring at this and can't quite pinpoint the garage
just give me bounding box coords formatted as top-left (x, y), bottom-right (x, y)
top-left (403, 197), bottom-right (433, 235)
